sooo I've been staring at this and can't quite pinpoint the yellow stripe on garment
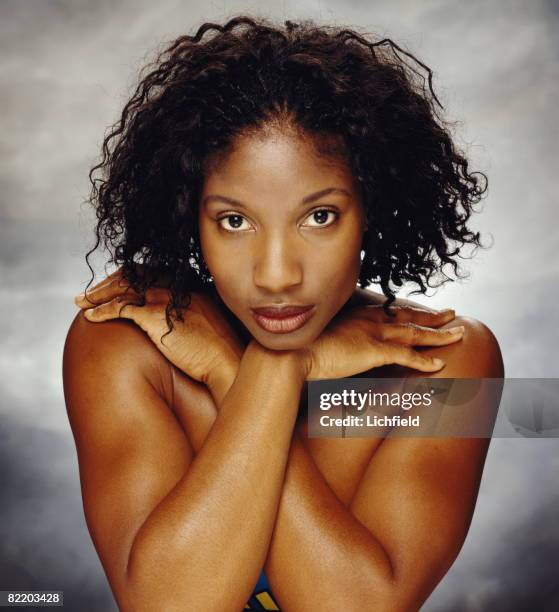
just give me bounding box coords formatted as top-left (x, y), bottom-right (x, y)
top-left (255, 591), bottom-right (280, 610)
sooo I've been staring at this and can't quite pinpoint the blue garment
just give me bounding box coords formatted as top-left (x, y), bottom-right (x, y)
top-left (245, 570), bottom-right (280, 610)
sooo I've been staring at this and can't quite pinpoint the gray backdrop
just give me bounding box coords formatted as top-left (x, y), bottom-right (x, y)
top-left (1, 0), bottom-right (558, 610)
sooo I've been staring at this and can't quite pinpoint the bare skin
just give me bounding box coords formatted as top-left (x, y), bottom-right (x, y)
top-left (64, 129), bottom-right (504, 611)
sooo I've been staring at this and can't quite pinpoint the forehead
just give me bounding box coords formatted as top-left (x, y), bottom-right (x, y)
top-left (202, 129), bottom-right (356, 194)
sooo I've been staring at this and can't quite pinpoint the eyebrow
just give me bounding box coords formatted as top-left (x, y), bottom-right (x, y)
top-left (202, 187), bottom-right (352, 209)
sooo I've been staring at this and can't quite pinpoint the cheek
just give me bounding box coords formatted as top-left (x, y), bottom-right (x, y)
top-left (199, 222), bottom-right (229, 277)
top-left (316, 238), bottom-right (362, 316)
top-left (205, 255), bottom-right (238, 298)
top-left (201, 244), bottom-right (248, 313)
top-left (326, 236), bottom-right (362, 286)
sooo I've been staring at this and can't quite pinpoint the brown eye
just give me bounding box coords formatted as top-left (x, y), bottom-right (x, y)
top-left (217, 214), bottom-right (251, 232)
top-left (302, 209), bottom-right (339, 228)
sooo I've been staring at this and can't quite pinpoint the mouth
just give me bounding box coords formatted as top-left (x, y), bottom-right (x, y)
top-left (251, 305), bottom-right (316, 334)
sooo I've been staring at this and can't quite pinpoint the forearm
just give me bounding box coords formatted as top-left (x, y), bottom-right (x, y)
top-left (208, 353), bottom-right (395, 610)
top-left (205, 355), bottom-right (240, 406)
top-left (263, 433), bottom-right (395, 611)
top-left (126, 341), bottom-right (306, 611)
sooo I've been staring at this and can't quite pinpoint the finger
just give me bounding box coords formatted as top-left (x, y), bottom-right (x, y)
top-left (381, 342), bottom-right (446, 372)
top-left (74, 267), bottom-right (125, 306)
top-left (85, 267), bottom-right (125, 294)
top-left (389, 306), bottom-right (456, 328)
top-left (359, 305), bottom-right (456, 328)
top-left (75, 271), bottom-right (141, 308)
top-left (83, 296), bottom-right (144, 323)
top-left (379, 322), bottom-right (465, 346)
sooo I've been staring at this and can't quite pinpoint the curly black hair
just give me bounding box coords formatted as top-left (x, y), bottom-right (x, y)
top-left (85, 14), bottom-right (488, 335)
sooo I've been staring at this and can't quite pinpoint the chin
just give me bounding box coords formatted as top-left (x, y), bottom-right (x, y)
top-left (250, 326), bottom-right (318, 352)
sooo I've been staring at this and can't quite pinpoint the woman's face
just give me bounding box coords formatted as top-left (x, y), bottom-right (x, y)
top-left (198, 129), bottom-right (367, 351)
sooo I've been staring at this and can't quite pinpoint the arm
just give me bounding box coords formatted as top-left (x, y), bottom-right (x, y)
top-left (204, 360), bottom-right (396, 611)
top-left (63, 312), bottom-right (306, 611)
top-left (72, 278), bottom-right (486, 610)
top-left (201, 297), bottom-right (488, 610)
top-left (265, 316), bottom-right (504, 611)
top-left (265, 432), bottom-right (394, 610)
top-left (127, 339), bottom-right (305, 611)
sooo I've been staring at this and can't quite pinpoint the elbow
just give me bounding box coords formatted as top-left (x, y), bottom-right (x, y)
top-left (107, 559), bottom-right (149, 612)
top-left (335, 560), bottom-right (398, 612)
top-left (123, 550), bottom-right (233, 612)
top-left (346, 583), bottom-right (423, 612)
top-left (350, 552), bottom-right (456, 612)
top-left (341, 551), bottom-right (435, 612)
top-left (116, 549), bottom-right (171, 612)
top-left (122, 548), bottom-right (177, 612)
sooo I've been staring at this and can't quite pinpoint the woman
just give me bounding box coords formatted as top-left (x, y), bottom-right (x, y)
top-left (63, 16), bottom-right (504, 611)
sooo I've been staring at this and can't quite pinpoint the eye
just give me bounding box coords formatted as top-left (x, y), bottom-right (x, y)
top-left (217, 213), bottom-right (252, 232)
top-left (302, 208), bottom-right (339, 228)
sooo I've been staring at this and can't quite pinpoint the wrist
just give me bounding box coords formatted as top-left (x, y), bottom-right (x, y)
top-left (206, 355), bottom-right (240, 406)
top-left (296, 346), bottom-right (313, 380)
top-left (246, 339), bottom-right (308, 384)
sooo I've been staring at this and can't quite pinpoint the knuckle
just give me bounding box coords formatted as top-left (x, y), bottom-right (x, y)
top-left (387, 305), bottom-right (403, 319)
top-left (381, 340), bottom-right (398, 356)
top-left (376, 325), bottom-right (387, 342)
top-left (408, 348), bottom-right (424, 365)
top-left (119, 302), bottom-right (137, 317)
top-left (120, 282), bottom-right (134, 294)
top-left (376, 342), bottom-right (390, 364)
top-left (404, 323), bottom-right (419, 342)
top-left (407, 347), bottom-right (421, 363)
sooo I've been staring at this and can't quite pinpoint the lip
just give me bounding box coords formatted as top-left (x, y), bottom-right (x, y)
top-left (251, 305), bottom-right (316, 334)
top-left (252, 304), bottom-right (314, 318)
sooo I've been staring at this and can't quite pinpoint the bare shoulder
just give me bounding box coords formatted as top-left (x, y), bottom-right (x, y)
top-left (63, 310), bottom-right (174, 408)
top-left (352, 287), bottom-right (504, 378)
top-left (348, 289), bottom-right (504, 608)
top-left (63, 310), bottom-right (217, 452)
top-left (62, 311), bottom-right (195, 608)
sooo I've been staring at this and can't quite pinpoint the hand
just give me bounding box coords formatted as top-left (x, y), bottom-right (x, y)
top-left (302, 304), bottom-right (463, 380)
top-left (74, 268), bottom-right (244, 396)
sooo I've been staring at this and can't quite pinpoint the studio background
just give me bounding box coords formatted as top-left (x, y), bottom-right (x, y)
top-left (1, 0), bottom-right (558, 609)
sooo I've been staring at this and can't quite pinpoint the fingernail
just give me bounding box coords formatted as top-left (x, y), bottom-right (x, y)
top-left (74, 293), bottom-right (85, 303)
top-left (433, 358), bottom-right (445, 368)
top-left (84, 308), bottom-right (95, 318)
top-left (440, 308), bottom-right (455, 316)
top-left (448, 325), bottom-right (465, 334)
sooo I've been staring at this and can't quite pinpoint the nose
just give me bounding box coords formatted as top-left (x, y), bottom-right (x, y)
top-left (253, 233), bottom-right (303, 294)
